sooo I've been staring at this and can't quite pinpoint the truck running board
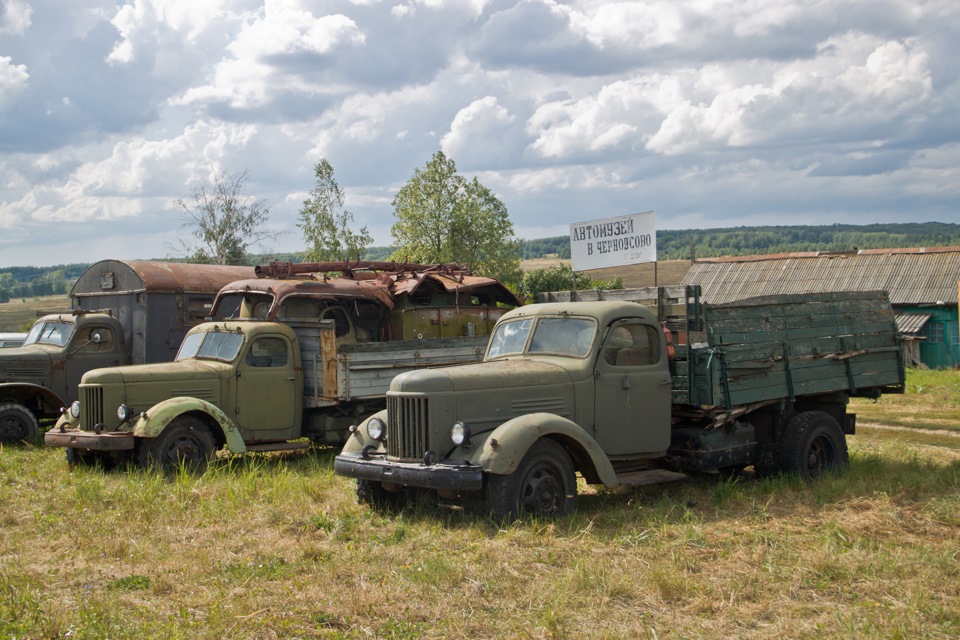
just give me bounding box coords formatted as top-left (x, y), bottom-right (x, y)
top-left (615, 469), bottom-right (688, 487)
top-left (244, 442), bottom-right (312, 453)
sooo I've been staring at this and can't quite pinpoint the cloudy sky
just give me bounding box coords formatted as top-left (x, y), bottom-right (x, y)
top-left (0, 0), bottom-right (958, 267)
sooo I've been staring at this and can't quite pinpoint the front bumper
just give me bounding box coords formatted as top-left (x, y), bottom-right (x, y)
top-left (334, 453), bottom-right (484, 492)
top-left (44, 428), bottom-right (135, 451)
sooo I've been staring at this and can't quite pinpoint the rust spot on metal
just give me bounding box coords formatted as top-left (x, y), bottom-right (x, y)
top-left (108, 261), bottom-right (254, 294)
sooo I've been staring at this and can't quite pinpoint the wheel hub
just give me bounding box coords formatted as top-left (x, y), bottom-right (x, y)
top-left (0, 415), bottom-right (26, 441)
top-left (520, 467), bottom-right (562, 513)
top-left (167, 436), bottom-right (202, 465)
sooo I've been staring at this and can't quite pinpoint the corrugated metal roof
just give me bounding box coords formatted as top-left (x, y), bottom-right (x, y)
top-left (682, 247), bottom-right (960, 305)
top-left (895, 313), bottom-right (931, 335)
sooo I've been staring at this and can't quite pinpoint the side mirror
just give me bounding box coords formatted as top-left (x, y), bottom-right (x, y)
top-left (91, 332), bottom-right (103, 344)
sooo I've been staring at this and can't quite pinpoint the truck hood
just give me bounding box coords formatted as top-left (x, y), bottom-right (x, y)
top-left (81, 358), bottom-right (230, 385)
top-left (0, 346), bottom-right (54, 385)
top-left (80, 359), bottom-right (229, 425)
top-left (391, 358), bottom-right (579, 432)
top-left (391, 358), bottom-right (575, 394)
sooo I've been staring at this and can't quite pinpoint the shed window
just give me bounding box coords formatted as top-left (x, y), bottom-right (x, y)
top-left (925, 321), bottom-right (945, 344)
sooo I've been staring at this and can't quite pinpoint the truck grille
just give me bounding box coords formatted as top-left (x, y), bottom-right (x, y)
top-left (387, 395), bottom-right (429, 460)
top-left (82, 386), bottom-right (104, 429)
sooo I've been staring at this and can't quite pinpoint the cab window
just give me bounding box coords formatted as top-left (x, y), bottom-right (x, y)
top-left (321, 306), bottom-right (352, 338)
top-left (244, 337), bottom-right (289, 368)
top-left (79, 327), bottom-right (113, 351)
top-left (602, 323), bottom-right (661, 367)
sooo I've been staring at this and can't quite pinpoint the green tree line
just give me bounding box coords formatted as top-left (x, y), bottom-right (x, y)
top-left (521, 222), bottom-right (960, 261)
top-left (6, 218), bottom-right (960, 302)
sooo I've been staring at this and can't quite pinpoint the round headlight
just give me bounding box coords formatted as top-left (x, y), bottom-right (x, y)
top-left (451, 421), bottom-right (471, 446)
top-left (117, 404), bottom-right (131, 421)
top-left (366, 417), bottom-right (386, 441)
top-left (70, 401), bottom-right (81, 419)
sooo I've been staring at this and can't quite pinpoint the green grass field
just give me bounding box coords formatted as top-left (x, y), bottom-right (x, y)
top-left (1, 370), bottom-right (958, 639)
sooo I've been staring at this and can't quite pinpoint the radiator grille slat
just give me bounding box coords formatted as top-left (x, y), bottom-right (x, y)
top-left (81, 386), bottom-right (104, 429)
top-left (387, 395), bottom-right (429, 460)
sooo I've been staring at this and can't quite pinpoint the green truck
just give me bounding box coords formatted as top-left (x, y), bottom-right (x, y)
top-left (45, 262), bottom-right (519, 468)
top-left (0, 261), bottom-right (253, 445)
top-left (334, 288), bottom-right (905, 518)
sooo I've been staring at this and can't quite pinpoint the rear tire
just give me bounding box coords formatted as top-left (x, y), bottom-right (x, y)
top-left (778, 411), bottom-right (848, 480)
top-left (137, 416), bottom-right (215, 473)
top-left (0, 402), bottom-right (40, 444)
top-left (486, 439), bottom-right (577, 520)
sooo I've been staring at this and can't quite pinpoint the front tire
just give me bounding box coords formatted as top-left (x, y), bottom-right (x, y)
top-left (0, 402), bottom-right (40, 444)
top-left (486, 439), bottom-right (577, 520)
top-left (356, 479), bottom-right (409, 512)
top-left (137, 416), bottom-right (215, 473)
top-left (65, 448), bottom-right (116, 470)
top-left (778, 411), bottom-right (848, 480)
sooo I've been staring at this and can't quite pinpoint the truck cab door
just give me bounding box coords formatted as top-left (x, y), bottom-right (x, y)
top-left (593, 319), bottom-right (672, 456)
top-left (64, 325), bottom-right (124, 403)
top-left (235, 335), bottom-right (300, 441)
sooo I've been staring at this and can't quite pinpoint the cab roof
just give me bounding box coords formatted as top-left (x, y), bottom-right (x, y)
top-left (498, 300), bottom-right (658, 327)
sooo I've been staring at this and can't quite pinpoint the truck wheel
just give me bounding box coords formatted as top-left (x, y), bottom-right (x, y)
top-left (356, 479), bottom-right (409, 512)
top-left (65, 448), bottom-right (116, 470)
top-left (486, 439), bottom-right (577, 520)
top-left (138, 416), bottom-right (215, 473)
top-left (0, 402), bottom-right (40, 444)
top-left (778, 411), bottom-right (848, 480)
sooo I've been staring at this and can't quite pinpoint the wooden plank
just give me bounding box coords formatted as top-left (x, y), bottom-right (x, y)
top-left (337, 341), bottom-right (486, 401)
top-left (539, 285), bottom-right (690, 304)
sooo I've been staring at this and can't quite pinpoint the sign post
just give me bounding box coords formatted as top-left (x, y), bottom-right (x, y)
top-left (570, 212), bottom-right (657, 282)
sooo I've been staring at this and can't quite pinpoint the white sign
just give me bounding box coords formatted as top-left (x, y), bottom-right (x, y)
top-left (570, 211), bottom-right (656, 271)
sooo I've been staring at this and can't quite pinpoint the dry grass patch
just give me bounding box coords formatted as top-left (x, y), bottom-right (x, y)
top-left (2, 369), bottom-right (959, 638)
top-left (0, 294), bottom-right (70, 332)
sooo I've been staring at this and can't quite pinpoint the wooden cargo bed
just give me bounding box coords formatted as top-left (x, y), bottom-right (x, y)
top-left (673, 290), bottom-right (905, 409)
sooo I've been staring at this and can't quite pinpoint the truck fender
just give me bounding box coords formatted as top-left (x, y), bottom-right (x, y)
top-left (0, 382), bottom-right (66, 416)
top-left (130, 397), bottom-right (247, 453)
top-left (470, 413), bottom-right (618, 487)
top-left (340, 409), bottom-right (388, 455)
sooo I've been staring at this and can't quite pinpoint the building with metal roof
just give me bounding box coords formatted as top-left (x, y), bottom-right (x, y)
top-left (682, 247), bottom-right (960, 368)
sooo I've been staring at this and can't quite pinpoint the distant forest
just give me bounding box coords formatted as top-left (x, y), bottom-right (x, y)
top-left (519, 222), bottom-right (960, 261)
top-left (2, 222), bottom-right (959, 300)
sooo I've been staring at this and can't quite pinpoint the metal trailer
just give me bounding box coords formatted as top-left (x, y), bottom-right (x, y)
top-left (70, 260), bottom-right (255, 364)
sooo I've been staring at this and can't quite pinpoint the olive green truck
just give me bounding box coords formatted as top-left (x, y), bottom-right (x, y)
top-left (45, 262), bottom-right (519, 468)
top-left (1, 261), bottom-right (253, 445)
top-left (334, 288), bottom-right (906, 518)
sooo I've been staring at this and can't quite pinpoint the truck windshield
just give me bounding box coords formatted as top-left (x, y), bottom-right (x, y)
top-left (175, 330), bottom-right (244, 362)
top-left (486, 318), bottom-right (533, 358)
top-left (23, 321), bottom-right (74, 347)
top-left (212, 292), bottom-right (275, 320)
top-left (528, 317), bottom-right (596, 357)
top-left (487, 317), bottom-right (597, 359)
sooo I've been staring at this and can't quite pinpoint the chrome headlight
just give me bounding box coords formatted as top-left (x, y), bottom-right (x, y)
top-left (366, 416), bottom-right (386, 441)
top-left (451, 421), bottom-right (471, 446)
top-left (70, 401), bottom-right (81, 419)
top-left (117, 404), bottom-right (132, 422)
